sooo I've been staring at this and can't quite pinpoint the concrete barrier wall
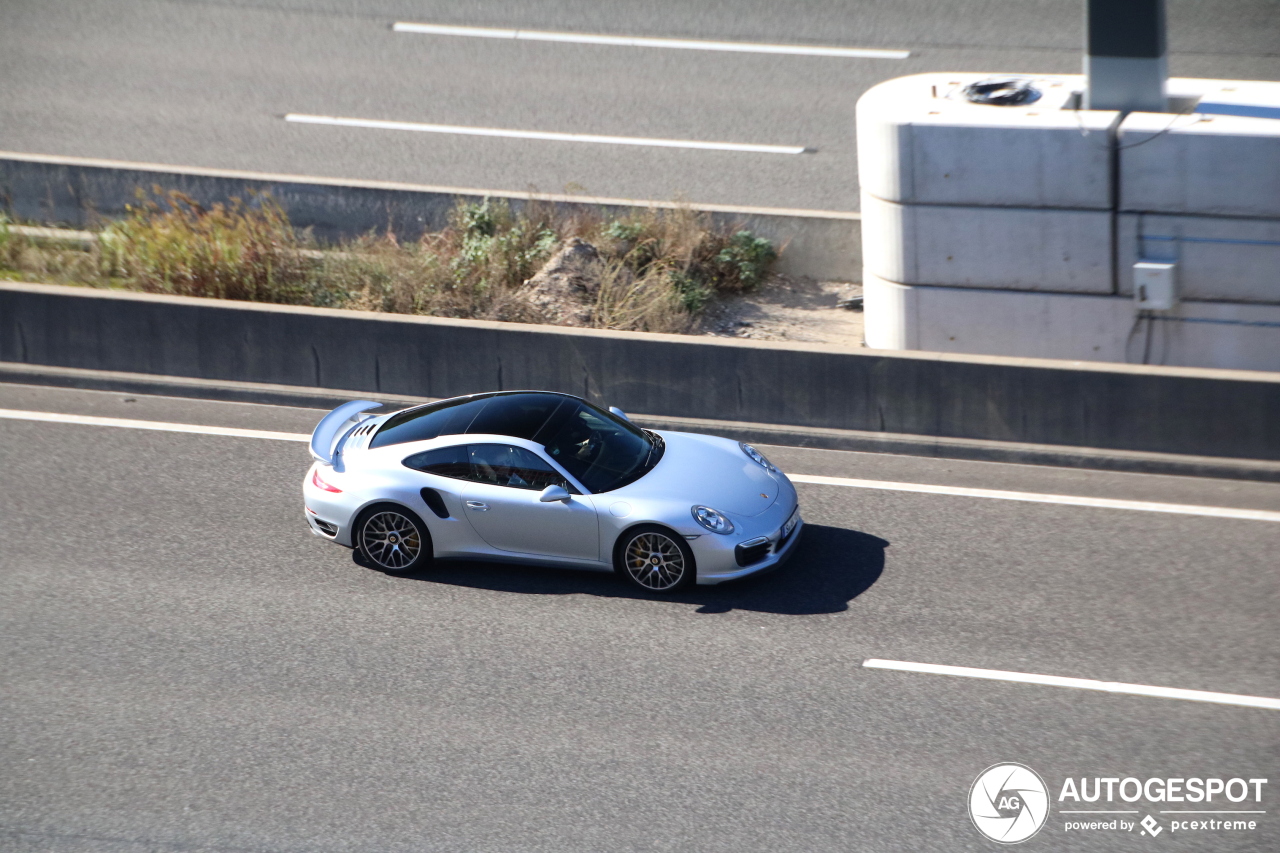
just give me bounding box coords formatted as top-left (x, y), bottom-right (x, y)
top-left (0, 151), bottom-right (860, 282)
top-left (4, 282), bottom-right (1280, 461)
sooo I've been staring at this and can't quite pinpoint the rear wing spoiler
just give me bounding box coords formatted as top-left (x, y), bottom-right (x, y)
top-left (310, 400), bottom-right (382, 464)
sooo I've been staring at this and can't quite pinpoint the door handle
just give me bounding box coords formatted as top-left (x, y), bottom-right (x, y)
top-left (465, 500), bottom-right (489, 511)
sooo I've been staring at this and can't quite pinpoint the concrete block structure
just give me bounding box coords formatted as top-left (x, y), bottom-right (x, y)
top-left (857, 73), bottom-right (1280, 372)
top-left (1121, 87), bottom-right (1280, 218)
top-left (855, 78), bottom-right (1119, 208)
top-left (861, 194), bottom-right (1113, 291)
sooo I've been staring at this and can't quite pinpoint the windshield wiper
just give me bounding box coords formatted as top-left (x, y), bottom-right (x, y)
top-left (642, 429), bottom-right (664, 470)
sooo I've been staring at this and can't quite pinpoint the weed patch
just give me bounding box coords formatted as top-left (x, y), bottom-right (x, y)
top-left (0, 193), bottom-right (777, 335)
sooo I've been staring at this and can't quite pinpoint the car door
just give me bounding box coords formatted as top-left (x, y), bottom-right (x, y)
top-left (400, 443), bottom-right (486, 554)
top-left (460, 444), bottom-right (601, 561)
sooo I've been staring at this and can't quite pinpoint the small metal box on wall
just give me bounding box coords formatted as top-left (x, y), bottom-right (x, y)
top-left (1134, 261), bottom-right (1177, 310)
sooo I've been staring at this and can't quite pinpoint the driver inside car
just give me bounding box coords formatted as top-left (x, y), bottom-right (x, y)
top-left (550, 416), bottom-right (597, 462)
top-left (470, 445), bottom-right (516, 486)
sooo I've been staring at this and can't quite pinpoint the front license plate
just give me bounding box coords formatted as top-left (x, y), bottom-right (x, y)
top-left (781, 508), bottom-right (800, 539)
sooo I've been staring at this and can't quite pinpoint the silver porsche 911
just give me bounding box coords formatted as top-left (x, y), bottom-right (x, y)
top-left (302, 391), bottom-right (802, 592)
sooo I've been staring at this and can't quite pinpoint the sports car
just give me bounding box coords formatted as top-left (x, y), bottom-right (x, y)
top-left (302, 391), bottom-right (802, 592)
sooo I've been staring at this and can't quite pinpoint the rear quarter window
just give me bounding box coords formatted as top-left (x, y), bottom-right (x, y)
top-left (403, 445), bottom-right (471, 479)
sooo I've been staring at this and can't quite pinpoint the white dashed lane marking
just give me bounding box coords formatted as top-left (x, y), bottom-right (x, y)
top-left (284, 113), bottom-right (809, 155)
top-left (863, 660), bottom-right (1280, 711)
top-left (392, 22), bottom-right (911, 59)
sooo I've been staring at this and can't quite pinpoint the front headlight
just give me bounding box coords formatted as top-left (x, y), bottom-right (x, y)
top-left (691, 505), bottom-right (735, 534)
top-left (739, 442), bottom-right (779, 474)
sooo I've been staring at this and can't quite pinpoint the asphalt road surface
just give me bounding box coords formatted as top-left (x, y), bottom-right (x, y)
top-left (2, 381), bottom-right (1278, 852)
top-left (1, 1), bottom-right (1278, 212)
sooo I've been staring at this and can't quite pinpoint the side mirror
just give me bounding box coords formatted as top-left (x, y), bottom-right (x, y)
top-left (608, 406), bottom-right (630, 421)
top-left (538, 484), bottom-right (572, 503)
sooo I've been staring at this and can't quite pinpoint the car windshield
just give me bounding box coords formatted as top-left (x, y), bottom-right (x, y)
top-left (534, 401), bottom-right (661, 493)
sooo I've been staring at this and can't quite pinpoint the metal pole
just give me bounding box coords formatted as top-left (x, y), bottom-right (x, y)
top-left (1085, 0), bottom-right (1167, 112)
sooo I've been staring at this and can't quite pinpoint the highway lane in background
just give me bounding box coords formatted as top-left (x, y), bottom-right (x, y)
top-left (1, 0), bottom-right (1277, 212)
top-left (1, 384), bottom-right (1277, 851)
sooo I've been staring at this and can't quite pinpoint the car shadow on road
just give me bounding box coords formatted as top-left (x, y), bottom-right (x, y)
top-left (367, 524), bottom-right (887, 616)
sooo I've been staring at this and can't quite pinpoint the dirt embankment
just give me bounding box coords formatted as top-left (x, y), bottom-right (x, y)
top-left (696, 277), bottom-right (864, 348)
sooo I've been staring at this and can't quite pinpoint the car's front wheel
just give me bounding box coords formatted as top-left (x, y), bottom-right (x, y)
top-left (356, 505), bottom-right (432, 574)
top-left (615, 525), bottom-right (695, 593)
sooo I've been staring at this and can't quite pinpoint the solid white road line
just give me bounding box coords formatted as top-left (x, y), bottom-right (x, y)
top-left (0, 409), bottom-right (308, 443)
top-left (284, 113), bottom-right (808, 155)
top-left (4, 409), bottom-right (1279, 524)
top-left (863, 660), bottom-right (1280, 711)
top-left (392, 22), bottom-right (911, 59)
top-left (789, 473), bottom-right (1280, 523)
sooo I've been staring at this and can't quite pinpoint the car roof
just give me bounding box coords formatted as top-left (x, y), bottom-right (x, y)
top-left (369, 391), bottom-right (585, 449)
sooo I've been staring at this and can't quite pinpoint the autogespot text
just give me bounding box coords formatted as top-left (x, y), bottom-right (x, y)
top-left (1058, 776), bottom-right (1268, 804)
top-left (1059, 776), bottom-right (1267, 838)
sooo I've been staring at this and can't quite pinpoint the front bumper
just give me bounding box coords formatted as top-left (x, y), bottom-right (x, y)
top-left (693, 505), bottom-right (803, 585)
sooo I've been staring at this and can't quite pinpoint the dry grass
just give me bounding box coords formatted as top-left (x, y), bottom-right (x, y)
top-left (591, 262), bottom-right (690, 333)
top-left (100, 192), bottom-right (318, 303)
top-left (0, 192), bottom-right (777, 334)
top-left (0, 220), bottom-right (100, 287)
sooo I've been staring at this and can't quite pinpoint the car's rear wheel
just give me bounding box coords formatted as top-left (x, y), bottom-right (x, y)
top-left (357, 505), bottom-right (432, 574)
top-left (615, 525), bottom-right (695, 593)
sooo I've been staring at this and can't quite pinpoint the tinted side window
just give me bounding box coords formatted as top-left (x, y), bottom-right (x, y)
top-left (468, 444), bottom-right (566, 491)
top-left (403, 445), bottom-right (471, 480)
